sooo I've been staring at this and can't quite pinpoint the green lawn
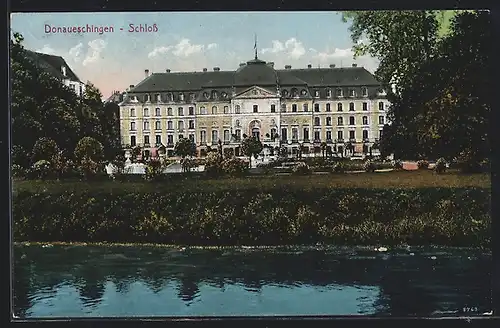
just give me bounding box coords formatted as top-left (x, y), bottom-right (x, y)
top-left (13, 170), bottom-right (491, 194)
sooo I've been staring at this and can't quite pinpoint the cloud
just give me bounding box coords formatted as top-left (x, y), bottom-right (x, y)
top-left (82, 39), bottom-right (107, 66)
top-left (148, 39), bottom-right (218, 58)
top-left (261, 37), bottom-right (305, 60)
top-left (35, 45), bottom-right (57, 55)
top-left (68, 43), bottom-right (84, 62)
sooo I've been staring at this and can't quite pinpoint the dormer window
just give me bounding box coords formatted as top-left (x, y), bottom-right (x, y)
top-left (132, 96), bottom-right (138, 102)
top-left (361, 87), bottom-right (368, 97)
top-left (156, 93), bottom-right (161, 102)
top-left (222, 92), bottom-right (227, 98)
top-left (281, 103), bottom-right (287, 112)
top-left (336, 88), bottom-right (343, 97)
top-left (283, 90), bottom-right (289, 97)
top-left (327, 89), bottom-right (332, 98)
top-left (349, 89), bottom-right (355, 97)
top-left (145, 94), bottom-right (150, 102)
top-left (212, 91), bottom-right (217, 99)
top-left (301, 89), bottom-right (307, 96)
top-left (204, 92), bottom-right (209, 99)
top-left (167, 93), bottom-right (173, 102)
top-left (314, 90), bottom-right (320, 97)
top-left (179, 93), bottom-right (184, 101)
top-left (190, 93), bottom-right (196, 101)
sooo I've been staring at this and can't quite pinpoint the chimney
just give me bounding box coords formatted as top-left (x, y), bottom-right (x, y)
top-left (166, 69), bottom-right (171, 73)
top-left (285, 65), bottom-right (292, 69)
top-left (239, 63), bottom-right (246, 67)
top-left (203, 68), bottom-right (207, 72)
top-left (307, 64), bottom-right (312, 69)
top-left (213, 67), bottom-right (220, 71)
top-left (61, 66), bottom-right (67, 77)
top-left (329, 64), bottom-right (336, 68)
top-left (352, 63), bottom-right (357, 67)
top-left (145, 69), bottom-right (149, 77)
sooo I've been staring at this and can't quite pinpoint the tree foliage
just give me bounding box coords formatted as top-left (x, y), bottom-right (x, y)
top-left (31, 137), bottom-right (60, 164)
top-left (174, 138), bottom-right (196, 158)
top-left (74, 136), bottom-right (104, 162)
top-left (241, 136), bottom-right (263, 166)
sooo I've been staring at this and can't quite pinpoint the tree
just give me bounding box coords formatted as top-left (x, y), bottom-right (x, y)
top-left (31, 137), bottom-right (60, 164)
top-left (241, 136), bottom-right (263, 168)
top-left (74, 136), bottom-right (104, 163)
top-left (174, 138), bottom-right (196, 159)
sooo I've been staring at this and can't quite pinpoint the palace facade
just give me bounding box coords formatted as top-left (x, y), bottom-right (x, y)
top-left (119, 54), bottom-right (390, 158)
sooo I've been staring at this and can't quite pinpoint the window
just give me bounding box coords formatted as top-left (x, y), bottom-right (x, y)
top-left (292, 104), bottom-right (297, 112)
top-left (200, 106), bottom-right (207, 115)
top-left (326, 103), bottom-right (331, 112)
top-left (281, 128), bottom-right (287, 141)
top-left (271, 104), bottom-right (276, 113)
top-left (314, 131), bottom-right (320, 141)
top-left (167, 120), bottom-right (173, 130)
top-left (271, 128), bottom-right (277, 139)
top-left (314, 90), bottom-right (319, 97)
top-left (301, 89), bottom-right (307, 96)
top-left (179, 134), bottom-right (184, 139)
top-left (337, 103), bottom-right (343, 111)
top-left (235, 105), bottom-right (241, 114)
top-left (349, 89), bottom-right (355, 97)
top-left (189, 107), bottom-right (194, 115)
top-left (156, 94), bottom-right (161, 102)
top-left (349, 116), bottom-right (355, 125)
top-left (200, 130), bottom-right (207, 143)
top-left (362, 87), bottom-right (368, 97)
top-left (326, 131), bottom-right (332, 140)
top-left (349, 130), bottom-right (355, 140)
top-left (167, 107), bottom-right (173, 116)
top-left (130, 135), bottom-right (136, 146)
top-left (212, 130), bottom-right (218, 142)
top-left (155, 121), bottom-right (161, 130)
top-left (291, 88), bottom-right (298, 97)
top-left (145, 94), bottom-right (150, 102)
top-left (253, 105), bottom-right (258, 113)
top-left (363, 102), bottom-right (368, 111)
top-left (337, 131), bottom-right (343, 140)
top-left (326, 117), bottom-right (332, 126)
top-left (235, 129), bottom-right (241, 141)
top-left (314, 117), bottom-right (320, 126)
top-left (212, 106), bottom-right (218, 115)
top-left (130, 108), bottom-right (136, 117)
top-left (190, 93), bottom-right (196, 101)
top-left (178, 107), bottom-right (184, 116)
top-left (362, 116), bottom-right (368, 125)
top-left (144, 135), bottom-right (150, 145)
top-left (362, 130), bottom-right (369, 140)
top-left (379, 116), bottom-right (385, 125)
top-left (314, 104), bottom-right (320, 112)
top-left (303, 128), bottom-right (309, 141)
top-left (203, 92), bottom-right (209, 99)
top-left (167, 135), bottom-right (174, 145)
top-left (143, 121), bottom-right (150, 130)
top-left (167, 93), bottom-right (173, 101)
top-left (189, 134), bottom-right (195, 142)
top-left (155, 135), bottom-right (161, 145)
top-left (179, 93), bottom-right (184, 101)
top-left (224, 130), bottom-right (230, 141)
top-left (189, 120), bottom-right (195, 129)
top-left (224, 106), bottom-right (229, 114)
top-left (349, 102), bottom-right (355, 111)
top-left (379, 129), bottom-right (384, 138)
top-left (143, 108), bottom-right (149, 117)
top-left (338, 117), bottom-right (343, 126)
top-left (130, 122), bottom-right (136, 131)
top-left (292, 128), bottom-right (298, 141)
top-left (336, 88), bottom-right (343, 97)
top-left (178, 121), bottom-right (184, 130)
top-left (211, 90), bottom-right (217, 99)
top-left (303, 104), bottom-right (308, 112)
top-left (155, 108), bottom-right (161, 116)
top-left (379, 102), bottom-right (385, 111)
top-left (327, 89), bottom-right (332, 98)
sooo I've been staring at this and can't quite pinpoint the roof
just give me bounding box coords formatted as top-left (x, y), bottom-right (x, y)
top-left (24, 49), bottom-right (82, 82)
top-left (128, 57), bottom-right (382, 94)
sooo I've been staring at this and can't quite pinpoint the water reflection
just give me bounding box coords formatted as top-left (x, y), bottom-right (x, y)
top-left (12, 245), bottom-right (491, 317)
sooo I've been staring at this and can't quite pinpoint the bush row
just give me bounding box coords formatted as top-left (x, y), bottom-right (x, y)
top-left (13, 187), bottom-right (491, 247)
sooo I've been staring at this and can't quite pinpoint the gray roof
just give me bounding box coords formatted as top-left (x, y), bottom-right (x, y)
top-left (127, 57), bottom-right (383, 99)
top-left (24, 49), bottom-right (82, 82)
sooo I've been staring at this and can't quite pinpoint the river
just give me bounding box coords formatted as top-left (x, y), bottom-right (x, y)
top-left (12, 244), bottom-right (492, 318)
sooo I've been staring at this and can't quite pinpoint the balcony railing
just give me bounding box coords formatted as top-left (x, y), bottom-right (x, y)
top-left (326, 139), bottom-right (333, 144)
top-left (336, 139), bottom-right (344, 143)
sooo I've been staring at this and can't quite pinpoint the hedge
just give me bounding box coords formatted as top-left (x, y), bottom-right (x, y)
top-left (13, 187), bottom-right (491, 248)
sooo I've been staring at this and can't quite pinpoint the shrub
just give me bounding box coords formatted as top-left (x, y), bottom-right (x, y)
top-left (204, 152), bottom-right (223, 177)
top-left (364, 160), bottom-right (376, 173)
top-left (31, 137), bottom-right (60, 164)
top-left (31, 160), bottom-right (52, 180)
top-left (417, 160), bottom-right (429, 170)
top-left (144, 158), bottom-right (165, 181)
top-left (435, 158), bottom-right (447, 174)
top-left (221, 157), bottom-right (249, 177)
top-left (292, 162), bottom-right (311, 175)
top-left (393, 160), bottom-right (403, 170)
top-left (12, 164), bottom-right (27, 179)
top-left (332, 162), bottom-right (346, 173)
top-left (78, 156), bottom-right (101, 180)
top-left (74, 137), bottom-right (104, 163)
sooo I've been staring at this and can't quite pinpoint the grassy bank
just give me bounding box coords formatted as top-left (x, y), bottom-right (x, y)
top-left (13, 176), bottom-right (491, 248)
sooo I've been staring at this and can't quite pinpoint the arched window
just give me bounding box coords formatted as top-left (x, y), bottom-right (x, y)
top-left (156, 93), bottom-right (161, 101)
top-left (145, 94), bottom-right (150, 102)
top-left (349, 102), bottom-right (355, 111)
top-left (349, 116), bottom-right (355, 125)
top-left (337, 103), bottom-right (343, 111)
top-left (338, 117), bottom-right (343, 126)
top-left (130, 108), bottom-right (136, 117)
top-left (155, 121), bottom-right (161, 130)
top-left (143, 121), bottom-right (150, 130)
top-left (379, 102), bottom-right (385, 111)
top-left (235, 105), bottom-right (241, 114)
top-left (178, 107), bottom-right (184, 116)
top-left (200, 106), bottom-right (207, 115)
top-left (212, 106), bottom-right (218, 114)
top-left (361, 87), bottom-right (368, 97)
top-left (362, 116), bottom-right (368, 125)
top-left (167, 120), bottom-right (173, 129)
top-left (292, 104), bottom-right (297, 112)
top-left (326, 103), bottom-right (331, 112)
top-left (155, 107), bottom-right (161, 116)
top-left (336, 88), bottom-right (343, 97)
top-left (314, 117), bottom-right (320, 126)
top-left (167, 93), bottom-right (173, 101)
top-left (326, 117), bottom-right (332, 126)
top-left (130, 122), bottom-right (136, 130)
top-left (178, 121), bottom-right (185, 130)
top-left (143, 108), bottom-right (149, 117)
top-left (212, 130), bottom-right (218, 142)
top-left (211, 91), bottom-right (217, 99)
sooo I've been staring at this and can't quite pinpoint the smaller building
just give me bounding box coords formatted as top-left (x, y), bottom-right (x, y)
top-left (24, 50), bottom-right (86, 97)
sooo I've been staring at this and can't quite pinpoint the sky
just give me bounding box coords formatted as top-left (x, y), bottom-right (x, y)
top-left (10, 12), bottom-right (382, 98)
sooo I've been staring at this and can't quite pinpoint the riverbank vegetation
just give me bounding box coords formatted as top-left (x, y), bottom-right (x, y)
top-left (13, 184), bottom-right (491, 248)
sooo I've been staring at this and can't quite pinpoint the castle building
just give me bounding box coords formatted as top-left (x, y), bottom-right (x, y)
top-left (119, 52), bottom-right (389, 158)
